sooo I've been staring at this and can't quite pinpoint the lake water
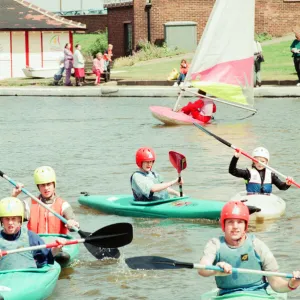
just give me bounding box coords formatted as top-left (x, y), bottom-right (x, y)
top-left (0, 96), bottom-right (300, 299)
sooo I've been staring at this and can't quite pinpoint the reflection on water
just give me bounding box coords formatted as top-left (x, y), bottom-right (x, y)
top-left (0, 96), bottom-right (300, 299)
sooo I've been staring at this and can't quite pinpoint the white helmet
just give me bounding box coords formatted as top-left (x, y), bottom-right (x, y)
top-left (252, 147), bottom-right (270, 161)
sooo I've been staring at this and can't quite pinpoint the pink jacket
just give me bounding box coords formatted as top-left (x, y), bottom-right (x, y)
top-left (93, 58), bottom-right (104, 73)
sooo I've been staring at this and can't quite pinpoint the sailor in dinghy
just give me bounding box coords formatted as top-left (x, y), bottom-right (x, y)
top-left (179, 89), bottom-right (216, 124)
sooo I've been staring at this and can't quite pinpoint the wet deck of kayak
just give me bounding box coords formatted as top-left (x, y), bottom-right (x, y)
top-left (0, 96), bottom-right (300, 299)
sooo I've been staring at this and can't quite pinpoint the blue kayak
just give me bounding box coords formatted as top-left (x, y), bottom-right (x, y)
top-left (0, 262), bottom-right (61, 300)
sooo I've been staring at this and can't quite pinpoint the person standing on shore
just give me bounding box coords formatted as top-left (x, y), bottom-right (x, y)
top-left (290, 31), bottom-right (300, 86)
top-left (104, 44), bottom-right (113, 81)
top-left (73, 44), bottom-right (85, 86)
top-left (253, 40), bottom-right (264, 87)
top-left (64, 43), bottom-right (73, 87)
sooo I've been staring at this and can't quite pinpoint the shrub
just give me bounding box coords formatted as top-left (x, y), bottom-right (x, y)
top-left (87, 31), bottom-right (108, 58)
top-left (113, 39), bottom-right (185, 68)
top-left (255, 32), bottom-right (272, 42)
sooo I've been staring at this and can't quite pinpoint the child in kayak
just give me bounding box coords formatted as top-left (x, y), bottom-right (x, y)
top-left (229, 147), bottom-right (292, 194)
top-left (180, 90), bottom-right (216, 123)
top-left (131, 147), bottom-right (183, 201)
top-left (198, 200), bottom-right (300, 296)
top-left (0, 197), bottom-right (65, 270)
top-left (12, 166), bottom-right (79, 234)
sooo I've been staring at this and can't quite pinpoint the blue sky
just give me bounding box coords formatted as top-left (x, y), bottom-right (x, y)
top-left (27, 0), bottom-right (104, 12)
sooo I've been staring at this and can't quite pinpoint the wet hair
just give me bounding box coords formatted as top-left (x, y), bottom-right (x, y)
top-left (197, 89), bottom-right (207, 96)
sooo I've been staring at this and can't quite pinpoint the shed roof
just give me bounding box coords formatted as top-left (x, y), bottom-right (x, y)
top-left (0, 0), bottom-right (86, 31)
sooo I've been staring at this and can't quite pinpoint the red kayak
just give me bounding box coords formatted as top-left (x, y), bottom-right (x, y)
top-left (150, 106), bottom-right (207, 125)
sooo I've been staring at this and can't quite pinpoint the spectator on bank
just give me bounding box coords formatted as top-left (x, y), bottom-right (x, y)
top-left (290, 31), bottom-right (300, 86)
top-left (64, 43), bottom-right (73, 87)
top-left (73, 44), bottom-right (85, 86)
top-left (173, 59), bottom-right (189, 87)
top-left (104, 44), bottom-right (113, 81)
top-left (254, 40), bottom-right (264, 87)
top-left (92, 53), bottom-right (105, 86)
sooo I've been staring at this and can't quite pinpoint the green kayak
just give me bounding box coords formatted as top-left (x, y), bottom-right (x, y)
top-left (201, 288), bottom-right (287, 300)
top-left (0, 262), bottom-right (61, 300)
top-left (39, 233), bottom-right (80, 268)
top-left (78, 193), bottom-right (225, 219)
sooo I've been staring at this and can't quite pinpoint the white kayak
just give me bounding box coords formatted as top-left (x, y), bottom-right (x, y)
top-left (230, 192), bottom-right (286, 221)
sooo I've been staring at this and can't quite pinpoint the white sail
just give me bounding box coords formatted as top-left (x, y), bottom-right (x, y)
top-left (174, 0), bottom-right (255, 111)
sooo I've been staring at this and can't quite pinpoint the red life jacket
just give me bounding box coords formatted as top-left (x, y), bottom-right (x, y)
top-left (27, 197), bottom-right (68, 234)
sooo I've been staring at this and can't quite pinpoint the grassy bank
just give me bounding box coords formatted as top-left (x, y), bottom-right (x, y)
top-left (111, 40), bottom-right (296, 81)
top-left (0, 37), bottom-right (297, 86)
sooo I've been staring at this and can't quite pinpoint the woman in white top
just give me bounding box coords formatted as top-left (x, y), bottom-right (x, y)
top-left (73, 44), bottom-right (85, 86)
top-left (253, 40), bottom-right (263, 87)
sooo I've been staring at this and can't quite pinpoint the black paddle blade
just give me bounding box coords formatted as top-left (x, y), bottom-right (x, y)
top-left (84, 242), bottom-right (120, 260)
top-left (125, 256), bottom-right (192, 270)
top-left (78, 223), bottom-right (133, 260)
top-left (86, 223), bottom-right (133, 248)
top-left (78, 229), bottom-right (120, 260)
top-left (247, 205), bottom-right (262, 215)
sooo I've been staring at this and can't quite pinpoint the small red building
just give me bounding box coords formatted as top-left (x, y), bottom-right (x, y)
top-left (104, 0), bottom-right (300, 59)
top-left (0, 0), bottom-right (86, 79)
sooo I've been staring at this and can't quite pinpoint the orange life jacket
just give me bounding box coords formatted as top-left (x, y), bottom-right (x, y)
top-left (27, 197), bottom-right (68, 234)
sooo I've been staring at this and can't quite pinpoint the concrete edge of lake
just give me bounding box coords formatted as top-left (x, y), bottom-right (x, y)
top-left (0, 85), bottom-right (300, 98)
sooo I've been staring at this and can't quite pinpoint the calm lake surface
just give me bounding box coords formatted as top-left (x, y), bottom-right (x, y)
top-left (0, 96), bottom-right (300, 299)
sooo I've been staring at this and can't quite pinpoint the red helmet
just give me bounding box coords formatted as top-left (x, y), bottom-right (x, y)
top-left (136, 147), bottom-right (156, 168)
top-left (220, 201), bottom-right (249, 231)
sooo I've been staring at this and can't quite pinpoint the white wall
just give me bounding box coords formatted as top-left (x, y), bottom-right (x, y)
top-left (0, 32), bottom-right (11, 80)
top-left (42, 32), bottom-right (69, 68)
top-left (26, 0), bottom-right (104, 12)
top-left (12, 32), bottom-right (26, 78)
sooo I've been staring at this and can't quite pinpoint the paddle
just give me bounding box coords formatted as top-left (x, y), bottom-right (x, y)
top-left (125, 256), bottom-right (299, 279)
top-left (169, 151), bottom-right (187, 197)
top-left (1, 223), bottom-right (133, 256)
top-left (0, 170), bottom-right (128, 259)
top-left (193, 123), bottom-right (300, 189)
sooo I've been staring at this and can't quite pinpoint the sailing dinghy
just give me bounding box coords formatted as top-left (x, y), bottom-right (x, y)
top-left (150, 0), bottom-right (257, 125)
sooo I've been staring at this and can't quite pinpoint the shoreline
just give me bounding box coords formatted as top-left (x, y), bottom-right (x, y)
top-left (1, 84), bottom-right (300, 97)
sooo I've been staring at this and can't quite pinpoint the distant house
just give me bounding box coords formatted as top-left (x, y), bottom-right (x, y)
top-left (104, 0), bottom-right (300, 59)
top-left (0, 0), bottom-right (86, 79)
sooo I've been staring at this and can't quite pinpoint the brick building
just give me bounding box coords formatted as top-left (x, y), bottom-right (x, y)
top-left (103, 0), bottom-right (300, 59)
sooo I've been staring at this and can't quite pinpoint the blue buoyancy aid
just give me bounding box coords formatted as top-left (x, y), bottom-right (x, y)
top-left (0, 226), bottom-right (36, 270)
top-left (214, 234), bottom-right (268, 295)
top-left (246, 168), bottom-right (272, 194)
top-left (130, 170), bottom-right (169, 201)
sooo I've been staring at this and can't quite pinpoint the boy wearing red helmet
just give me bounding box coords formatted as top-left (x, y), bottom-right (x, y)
top-left (131, 147), bottom-right (183, 201)
top-left (198, 201), bottom-right (300, 296)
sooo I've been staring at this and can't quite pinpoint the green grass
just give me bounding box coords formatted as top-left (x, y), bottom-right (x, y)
top-left (111, 40), bottom-right (297, 81)
top-left (262, 41), bottom-right (296, 80)
top-left (0, 36), bottom-right (298, 85)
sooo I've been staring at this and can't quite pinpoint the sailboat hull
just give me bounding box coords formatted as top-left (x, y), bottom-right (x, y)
top-left (150, 106), bottom-right (206, 126)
